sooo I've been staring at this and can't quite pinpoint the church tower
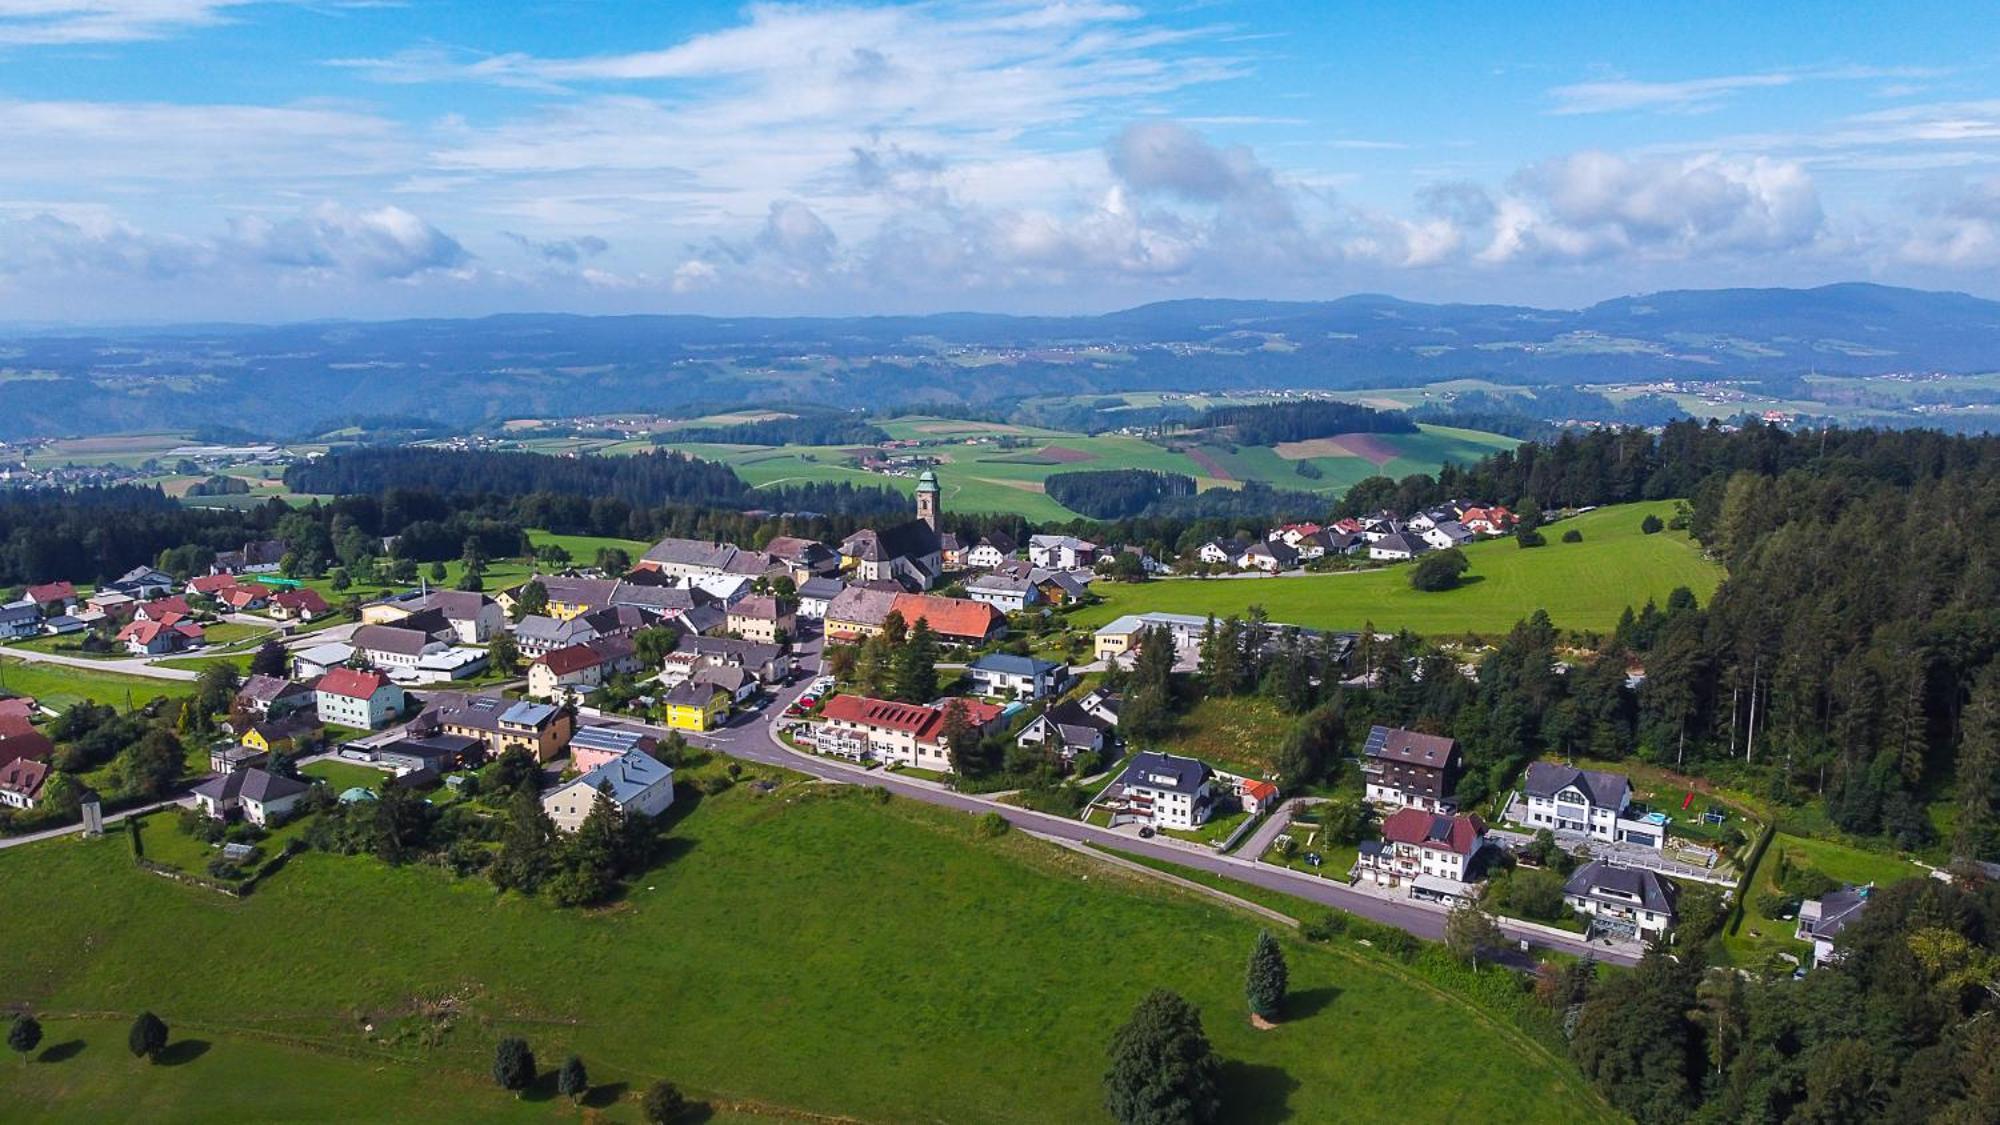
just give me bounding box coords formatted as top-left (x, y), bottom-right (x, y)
top-left (915, 468), bottom-right (941, 531)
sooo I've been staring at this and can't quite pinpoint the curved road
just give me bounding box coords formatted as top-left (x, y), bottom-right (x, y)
top-left (617, 635), bottom-right (1642, 968)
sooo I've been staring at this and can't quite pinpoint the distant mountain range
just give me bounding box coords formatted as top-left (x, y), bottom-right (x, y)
top-left (5, 283), bottom-right (2000, 441)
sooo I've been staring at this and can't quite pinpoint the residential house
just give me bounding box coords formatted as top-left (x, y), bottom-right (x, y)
top-left (235, 674), bottom-right (312, 719)
top-left (1028, 534), bottom-right (1097, 570)
top-left (1240, 539), bottom-right (1299, 574)
top-left (1196, 539), bottom-right (1249, 566)
top-left (814, 694), bottom-right (1003, 771)
top-left (106, 565), bottom-right (177, 599)
top-left (514, 613), bottom-right (596, 659)
top-left (191, 768), bottom-right (311, 826)
top-left (1353, 808), bottom-right (1487, 903)
top-left (966, 653), bottom-right (1067, 700)
top-left (537, 575), bottom-right (622, 620)
top-left (1239, 778), bottom-right (1280, 815)
top-left (567, 724), bottom-right (659, 775)
top-left (726, 595), bottom-right (794, 645)
top-left (418, 692), bottom-right (573, 762)
top-left (314, 667), bottom-right (405, 729)
top-left (1564, 860), bottom-right (1679, 940)
top-left (1797, 885), bottom-right (1871, 967)
top-left (1368, 532), bottom-right (1428, 561)
top-left (215, 584), bottom-right (270, 613)
top-left (211, 539), bottom-right (287, 574)
top-left (1361, 725), bottom-right (1462, 812)
top-left (636, 537), bottom-right (779, 582)
top-left (208, 745), bottom-right (269, 776)
top-left (406, 590), bottom-right (506, 644)
top-left (964, 573), bottom-right (1040, 614)
top-left (1079, 688), bottom-right (1121, 727)
top-left (692, 664), bottom-right (755, 704)
top-left (116, 616), bottom-right (203, 655)
top-left (666, 602), bottom-right (728, 638)
top-left (24, 581), bottom-right (77, 616)
top-left (664, 635), bottom-right (791, 687)
top-left (763, 536), bottom-right (841, 581)
top-left (1015, 699), bottom-right (1114, 764)
top-left (1420, 521), bottom-right (1475, 551)
top-left (888, 592), bottom-right (1005, 646)
top-left (0, 715), bottom-right (52, 770)
top-left (0, 757), bottom-right (48, 809)
top-left (822, 584), bottom-right (900, 642)
top-left (133, 595), bottom-right (192, 623)
top-left (663, 680), bottom-right (732, 732)
top-left (795, 575), bottom-right (844, 620)
top-left (1092, 611), bottom-right (1212, 660)
top-left (1460, 506), bottom-right (1515, 535)
top-left (541, 749), bottom-right (675, 833)
top-left (528, 635), bottom-right (639, 699)
top-left (1105, 751), bottom-right (1215, 830)
top-left (266, 588), bottom-right (330, 621)
top-left (352, 620), bottom-right (451, 672)
top-left (1031, 569), bottom-right (1090, 606)
top-left (0, 600), bottom-right (43, 640)
top-left (238, 713), bottom-right (323, 756)
top-left (1518, 762), bottom-right (1663, 850)
top-left (965, 532), bottom-right (1017, 570)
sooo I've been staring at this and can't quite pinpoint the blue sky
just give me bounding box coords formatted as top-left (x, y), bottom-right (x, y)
top-left (1, 0), bottom-right (1997, 321)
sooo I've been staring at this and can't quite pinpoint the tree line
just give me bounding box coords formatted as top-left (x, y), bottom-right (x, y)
top-left (1195, 399), bottom-right (1418, 444)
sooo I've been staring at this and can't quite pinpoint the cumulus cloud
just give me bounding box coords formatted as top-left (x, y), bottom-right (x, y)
top-left (1898, 177), bottom-right (2000, 267)
top-left (0, 203), bottom-right (471, 283)
top-left (504, 232), bottom-right (610, 264)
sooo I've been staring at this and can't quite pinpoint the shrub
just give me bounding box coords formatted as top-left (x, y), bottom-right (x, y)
top-left (128, 1011), bottom-right (168, 1061)
top-left (1561, 528), bottom-right (1583, 543)
top-left (1516, 529), bottom-right (1547, 548)
top-left (1640, 514), bottom-right (1664, 534)
top-left (1409, 548), bottom-right (1471, 592)
top-left (491, 1037), bottom-right (536, 1093)
top-left (642, 1079), bottom-right (690, 1124)
top-left (973, 812), bottom-right (1011, 839)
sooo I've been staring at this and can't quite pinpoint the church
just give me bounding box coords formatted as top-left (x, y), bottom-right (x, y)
top-left (840, 468), bottom-right (946, 590)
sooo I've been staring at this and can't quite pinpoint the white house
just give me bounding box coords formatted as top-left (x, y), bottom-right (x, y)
top-left (965, 653), bottom-right (1067, 700)
top-left (1015, 699), bottom-right (1112, 763)
top-left (1028, 534), bottom-right (1097, 570)
top-left (1196, 539), bottom-right (1247, 566)
top-left (351, 623), bottom-right (449, 671)
top-left (408, 590), bottom-right (506, 644)
top-left (965, 573), bottom-right (1040, 614)
top-left (1797, 886), bottom-right (1871, 966)
top-left (1353, 807), bottom-right (1486, 904)
top-left (1517, 763), bottom-right (1663, 850)
top-left (191, 767), bottom-right (312, 826)
top-left (1368, 532), bottom-right (1427, 561)
top-left (541, 749), bottom-right (676, 833)
top-left (1420, 521), bottom-right (1474, 551)
top-left (1240, 539), bottom-right (1299, 574)
top-left (1105, 751), bottom-right (1214, 830)
top-left (795, 576), bottom-right (844, 620)
top-left (965, 534), bottom-right (1016, 570)
top-left (314, 667), bottom-right (406, 729)
top-left (1564, 860), bottom-right (1678, 940)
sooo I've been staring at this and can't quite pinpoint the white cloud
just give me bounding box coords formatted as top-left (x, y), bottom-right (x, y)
top-left (0, 0), bottom-right (254, 45)
top-left (1549, 73), bottom-right (1796, 116)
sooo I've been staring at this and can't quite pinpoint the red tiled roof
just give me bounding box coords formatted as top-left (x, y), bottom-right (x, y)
top-left (0, 715), bottom-right (54, 768)
top-left (889, 593), bottom-right (1003, 642)
top-left (0, 756), bottom-right (47, 798)
top-left (270, 589), bottom-right (329, 614)
top-left (189, 574), bottom-right (242, 595)
top-left (317, 666), bottom-right (390, 700)
top-left (538, 642), bottom-right (606, 677)
top-left (1243, 779), bottom-right (1279, 801)
top-left (137, 595), bottom-right (191, 620)
top-left (24, 581), bottom-right (73, 604)
top-left (1379, 807), bottom-right (1485, 856)
top-left (820, 694), bottom-right (945, 737)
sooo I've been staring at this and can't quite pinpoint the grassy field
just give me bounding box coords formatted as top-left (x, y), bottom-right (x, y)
top-left (0, 781), bottom-right (1611, 1123)
top-left (1075, 500), bottom-right (1721, 637)
top-left (1725, 831), bottom-right (1930, 967)
top-left (0, 656), bottom-right (193, 710)
top-left (645, 419), bottom-right (1519, 520)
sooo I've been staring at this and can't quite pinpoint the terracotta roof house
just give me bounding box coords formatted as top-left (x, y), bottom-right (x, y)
top-left (0, 715), bottom-right (53, 769)
top-left (267, 588), bottom-right (330, 620)
top-left (0, 756), bottom-right (49, 809)
top-left (814, 694), bottom-right (1004, 771)
top-left (314, 667), bottom-right (405, 729)
top-left (1353, 808), bottom-right (1487, 902)
top-left (24, 581), bottom-right (76, 613)
top-left (888, 592), bottom-right (1005, 645)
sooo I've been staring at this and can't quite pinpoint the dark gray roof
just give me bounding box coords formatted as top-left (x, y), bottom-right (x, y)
top-left (1364, 725), bottom-right (1458, 767)
top-left (1117, 751), bottom-right (1213, 796)
top-left (1566, 860), bottom-right (1678, 916)
top-left (1801, 886), bottom-right (1871, 942)
top-left (841, 519), bottom-right (940, 564)
top-left (352, 623), bottom-right (439, 657)
top-left (1523, 762), bottom-right (1630, 807)
top-left (608, 583), bottom-right (696, 613)
top-left (408, 589), bottom-right (495, 621)
top-left (195, 767), bottom-right (310, 805)
top-left (679, 634), bottom-right (783, 667)
top-left (797, 576), bottom-right (845, 600)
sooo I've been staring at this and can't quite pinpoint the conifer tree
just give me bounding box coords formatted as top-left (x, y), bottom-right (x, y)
top-left (1245, 931), bottom-right (1289, 1021)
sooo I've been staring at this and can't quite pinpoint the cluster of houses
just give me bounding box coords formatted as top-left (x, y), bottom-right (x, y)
top-left (1191, 502), bottom-right (1518, 574)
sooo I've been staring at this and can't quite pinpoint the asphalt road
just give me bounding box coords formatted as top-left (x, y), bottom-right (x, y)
top-left (619, 631), bottom-right (1643, 968)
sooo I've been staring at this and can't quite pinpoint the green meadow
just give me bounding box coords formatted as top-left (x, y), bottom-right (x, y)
top-left (1074, 500), bottom-right (1722, 637)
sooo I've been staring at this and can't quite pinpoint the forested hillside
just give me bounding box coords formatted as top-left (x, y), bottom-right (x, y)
top-left (1196, 400), bottom-right (1416, 443)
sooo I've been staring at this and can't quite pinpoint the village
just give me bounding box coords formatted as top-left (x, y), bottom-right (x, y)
top-left (0, 467), bottom-right (1873, 975)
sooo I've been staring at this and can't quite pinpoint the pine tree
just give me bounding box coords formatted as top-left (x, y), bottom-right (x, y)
top-left (893, 619), bottom-right (940, 702)
top-left (492, 1037), bottom-right (536, 1094)
top-left (491, 785), bottom-right (555, 894)
top-left (128, 1011), bottom-right (168, 1061)
top-left (1245, 931), bottom-right (1289, 1021)
top-left (557, 1054), bottom-right (589, 1102)
top-left (1104, 990), bottom-right (1221, 1125)
top-left (1955, 665), bottom-right (2000, 863)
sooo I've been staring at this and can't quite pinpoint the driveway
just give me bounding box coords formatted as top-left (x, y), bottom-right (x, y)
top-left (0, 645), bottom-right (199, 681)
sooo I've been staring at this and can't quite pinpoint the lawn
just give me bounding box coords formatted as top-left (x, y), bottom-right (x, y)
top-left (1170, 693), bottom-right (1296, 776)
top-left (1075, 500), bottom-right (1722, 637)
top-left (301, 759), bottom-right (390, 793)
top-left (0, 656), bottom-right (194, 710)
top-left (0, 781), bottom-right (1612, 1123)
top-left (524, 528), bottom-right (651, 563)
top-left (1723, 831), bottom-right (1930, 967)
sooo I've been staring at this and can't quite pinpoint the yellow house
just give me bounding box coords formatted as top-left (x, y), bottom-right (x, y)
top-left (663, 680), bottom-right (730, 733)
